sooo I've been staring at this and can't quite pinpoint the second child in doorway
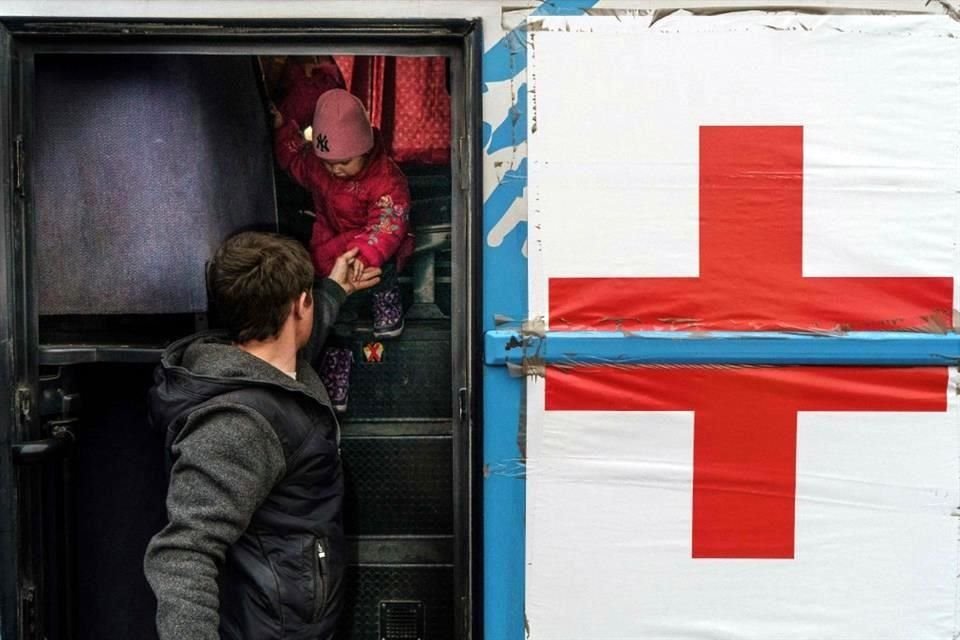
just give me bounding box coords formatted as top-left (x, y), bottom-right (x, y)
top-left (273, 88), bottom-right (413, 411)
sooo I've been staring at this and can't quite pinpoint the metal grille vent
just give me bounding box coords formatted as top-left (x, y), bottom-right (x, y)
top-left (379, 600), bottom-right (424, 640)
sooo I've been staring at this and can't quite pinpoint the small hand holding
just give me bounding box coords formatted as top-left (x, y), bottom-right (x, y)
top-left (328, 248), bottom-right (359, 293)
top-left (353, 264), bottom-right (382, 293)
top-left (351, 258), bottom-right (366, 283)
top-left (328, 249), bottom-right (381, 295)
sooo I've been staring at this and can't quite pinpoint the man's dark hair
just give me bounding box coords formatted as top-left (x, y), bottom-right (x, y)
top-left (208, 232), bottom-right (314, 342)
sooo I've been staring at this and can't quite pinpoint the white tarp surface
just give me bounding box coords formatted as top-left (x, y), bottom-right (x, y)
top-left (526, 12), bottom-right (960, 640)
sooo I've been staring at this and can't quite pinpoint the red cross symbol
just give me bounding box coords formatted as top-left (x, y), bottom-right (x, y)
top-left (546, 365), bottom-right (947, 558)
top-left (363, 341), bottom-right (384, 363)
top-left (550, 127), bottom-right (953, 332)
top-left (544, 126), bottom-right (954, 558)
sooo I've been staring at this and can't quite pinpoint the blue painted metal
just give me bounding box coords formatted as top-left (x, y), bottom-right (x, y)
top-left (485, 330), bottom-right (960, 367)
top-left (481, 0), bottom-right (607, 83)
top-left (482, 159), bottom-right (528, 320)
top-left (481, 181), bottom-right (527, 640)
top-left (482, 27), bottom-right (526, 85)
top-left (481, 366), bottom-right (526, 640)
top-left (479, 4), bottom-right (602, 640)
top-left (488, 84), bottom-right (527, 154)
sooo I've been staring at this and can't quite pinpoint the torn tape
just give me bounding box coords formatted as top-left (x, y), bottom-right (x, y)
top-left (483, 459), bottom-right (527, 479)
top-left (521, 316), bottom-right (546, 338)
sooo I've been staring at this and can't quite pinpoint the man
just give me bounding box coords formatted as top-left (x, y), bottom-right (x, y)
top-left (144, 232), bottom-right (380, 639)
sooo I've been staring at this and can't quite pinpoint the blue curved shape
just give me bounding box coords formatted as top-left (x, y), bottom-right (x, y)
top-left (482, 27), bottom-right (527, 84)
top-left (483, 159), bottom-right (528, 331)
top-left (488, 84), bottom-right (527, 155)
top-left (482, 159), bottom-right (527, 236)
top-left (482, 1), bottom-right (600, 84)
top-left (535, 0), bottom-right (601, 16)
top-left (482, 120), bottom-right (493, 151)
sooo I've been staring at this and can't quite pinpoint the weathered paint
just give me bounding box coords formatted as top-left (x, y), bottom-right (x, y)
top-left (480, 6), bottom-right (600, 638)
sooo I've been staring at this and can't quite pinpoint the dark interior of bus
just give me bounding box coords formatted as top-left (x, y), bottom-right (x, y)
top-left (27, 51), bottom-right (462, 640)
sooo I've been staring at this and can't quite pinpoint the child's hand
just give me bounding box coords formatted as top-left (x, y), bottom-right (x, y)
top-left (351, 258), bottom-right (366, 283)
top-left (328, 249), bottom-right (381, 295)
top-left (328, 248), bottom-right (358, 292)
top-left (353, 264), bottom-right (382, 293)
top-left (269, 102), bottom-right (284, 130)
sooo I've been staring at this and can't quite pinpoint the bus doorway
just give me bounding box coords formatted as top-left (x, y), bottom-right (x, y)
top-left (0, 20), bottom-right (481, 640)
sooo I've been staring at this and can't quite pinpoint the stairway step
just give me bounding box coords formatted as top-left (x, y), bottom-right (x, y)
top-left (341, 420), bottom-right (452, 438)
top-left (341, 436), bottom-right (453, 536)
top-left (341, 321), bottom-right (452, 421)
top-left (347, 535), bottom-right (453, 566)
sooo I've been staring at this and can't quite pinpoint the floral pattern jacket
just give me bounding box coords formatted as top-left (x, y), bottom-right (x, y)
top-left (275, 120), bottom-right (414, 273)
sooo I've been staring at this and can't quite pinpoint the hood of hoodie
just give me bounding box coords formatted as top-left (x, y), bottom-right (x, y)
top-left (149, 330), bottom-right (331, 436)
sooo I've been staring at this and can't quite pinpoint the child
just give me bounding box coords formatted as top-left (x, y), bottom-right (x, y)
top-left (273, 88), bottom-right (413, 411)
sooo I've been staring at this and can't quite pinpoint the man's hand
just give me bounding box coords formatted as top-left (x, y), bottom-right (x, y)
top-left (329, 248), bottom-right (381, 295)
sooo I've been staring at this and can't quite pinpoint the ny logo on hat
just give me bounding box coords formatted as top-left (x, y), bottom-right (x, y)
top-left (315, 134), bottom-right (330, 153)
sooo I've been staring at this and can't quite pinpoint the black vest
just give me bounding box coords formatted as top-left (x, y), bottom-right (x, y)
top-left (152, 363), bottom-right (345, 639)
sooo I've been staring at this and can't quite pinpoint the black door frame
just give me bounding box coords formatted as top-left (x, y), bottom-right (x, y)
top-left (0, 21), bottom-right (23, 640)
top-left (0, 18), bottom-right (484, 640)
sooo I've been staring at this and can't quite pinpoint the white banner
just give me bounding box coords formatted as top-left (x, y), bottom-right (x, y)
top-left (526, 12), bottom-right (960, 639)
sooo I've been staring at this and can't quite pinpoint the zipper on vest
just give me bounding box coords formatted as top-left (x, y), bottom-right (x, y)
top-left (313, 538), bottom-right (327, 621)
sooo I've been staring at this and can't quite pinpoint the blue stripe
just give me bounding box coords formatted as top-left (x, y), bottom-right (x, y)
top-left (485, 331), bottom-right (960, 366)
top-left (481, 0), bottom-right (603, 83)
top-left (482, 365), bottom-right (526, 640)
top-left (482, 159), bottom-right (528, 332)
top-left (488, 83), bottom-right (527, 154)
top-left (477, 4), bottom-right (602, 640)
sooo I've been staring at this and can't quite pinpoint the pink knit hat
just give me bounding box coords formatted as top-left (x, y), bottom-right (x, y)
top-left (311, 89), bottom-right (374, 161)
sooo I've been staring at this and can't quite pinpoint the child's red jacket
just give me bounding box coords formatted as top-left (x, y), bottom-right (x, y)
top-left (275, 120), bottom-right (413, 274)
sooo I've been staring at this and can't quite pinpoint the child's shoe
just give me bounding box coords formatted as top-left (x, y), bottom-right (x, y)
top-left (372, 285), bottom-right (404, 338)
top-left (319, 346), bottom-right (353, 413)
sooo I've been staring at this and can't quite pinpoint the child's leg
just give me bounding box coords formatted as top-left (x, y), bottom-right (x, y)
top-left (316, 311), bottom-right (354, 413)
top-left (371, 261), bottom-right (404, 338)
top-left (370, 261), bottom-right (398, 295)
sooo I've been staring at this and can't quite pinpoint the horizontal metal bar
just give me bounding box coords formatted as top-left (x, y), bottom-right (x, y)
top-left (484, 330), bottom-right (960, 367)
top-left (341, 420), bottom-right (452, 438)
top-left (24, 42), bottom-right (460, 57)
top-left (40, 345), bottom-right (164, 365)
top-left (12, 436), bottom-right (72, 465)
top-left (348, 535), bottom-right (453, 565)
top-left (5, 17), bottom-right (475, 38)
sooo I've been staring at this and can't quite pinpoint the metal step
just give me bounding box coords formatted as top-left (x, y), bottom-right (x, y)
top-left (340, 429), bottom-right (452, 537)
top-left (338, 320), bottom-right (452, 422)
top-left (341, 420), bottom-right (452, 438)
top-left (348, 535), bottom-right (453, 567)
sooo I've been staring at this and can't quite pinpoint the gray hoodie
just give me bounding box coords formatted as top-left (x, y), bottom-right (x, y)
top-left (143, 279), bottom-right (345, 640)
